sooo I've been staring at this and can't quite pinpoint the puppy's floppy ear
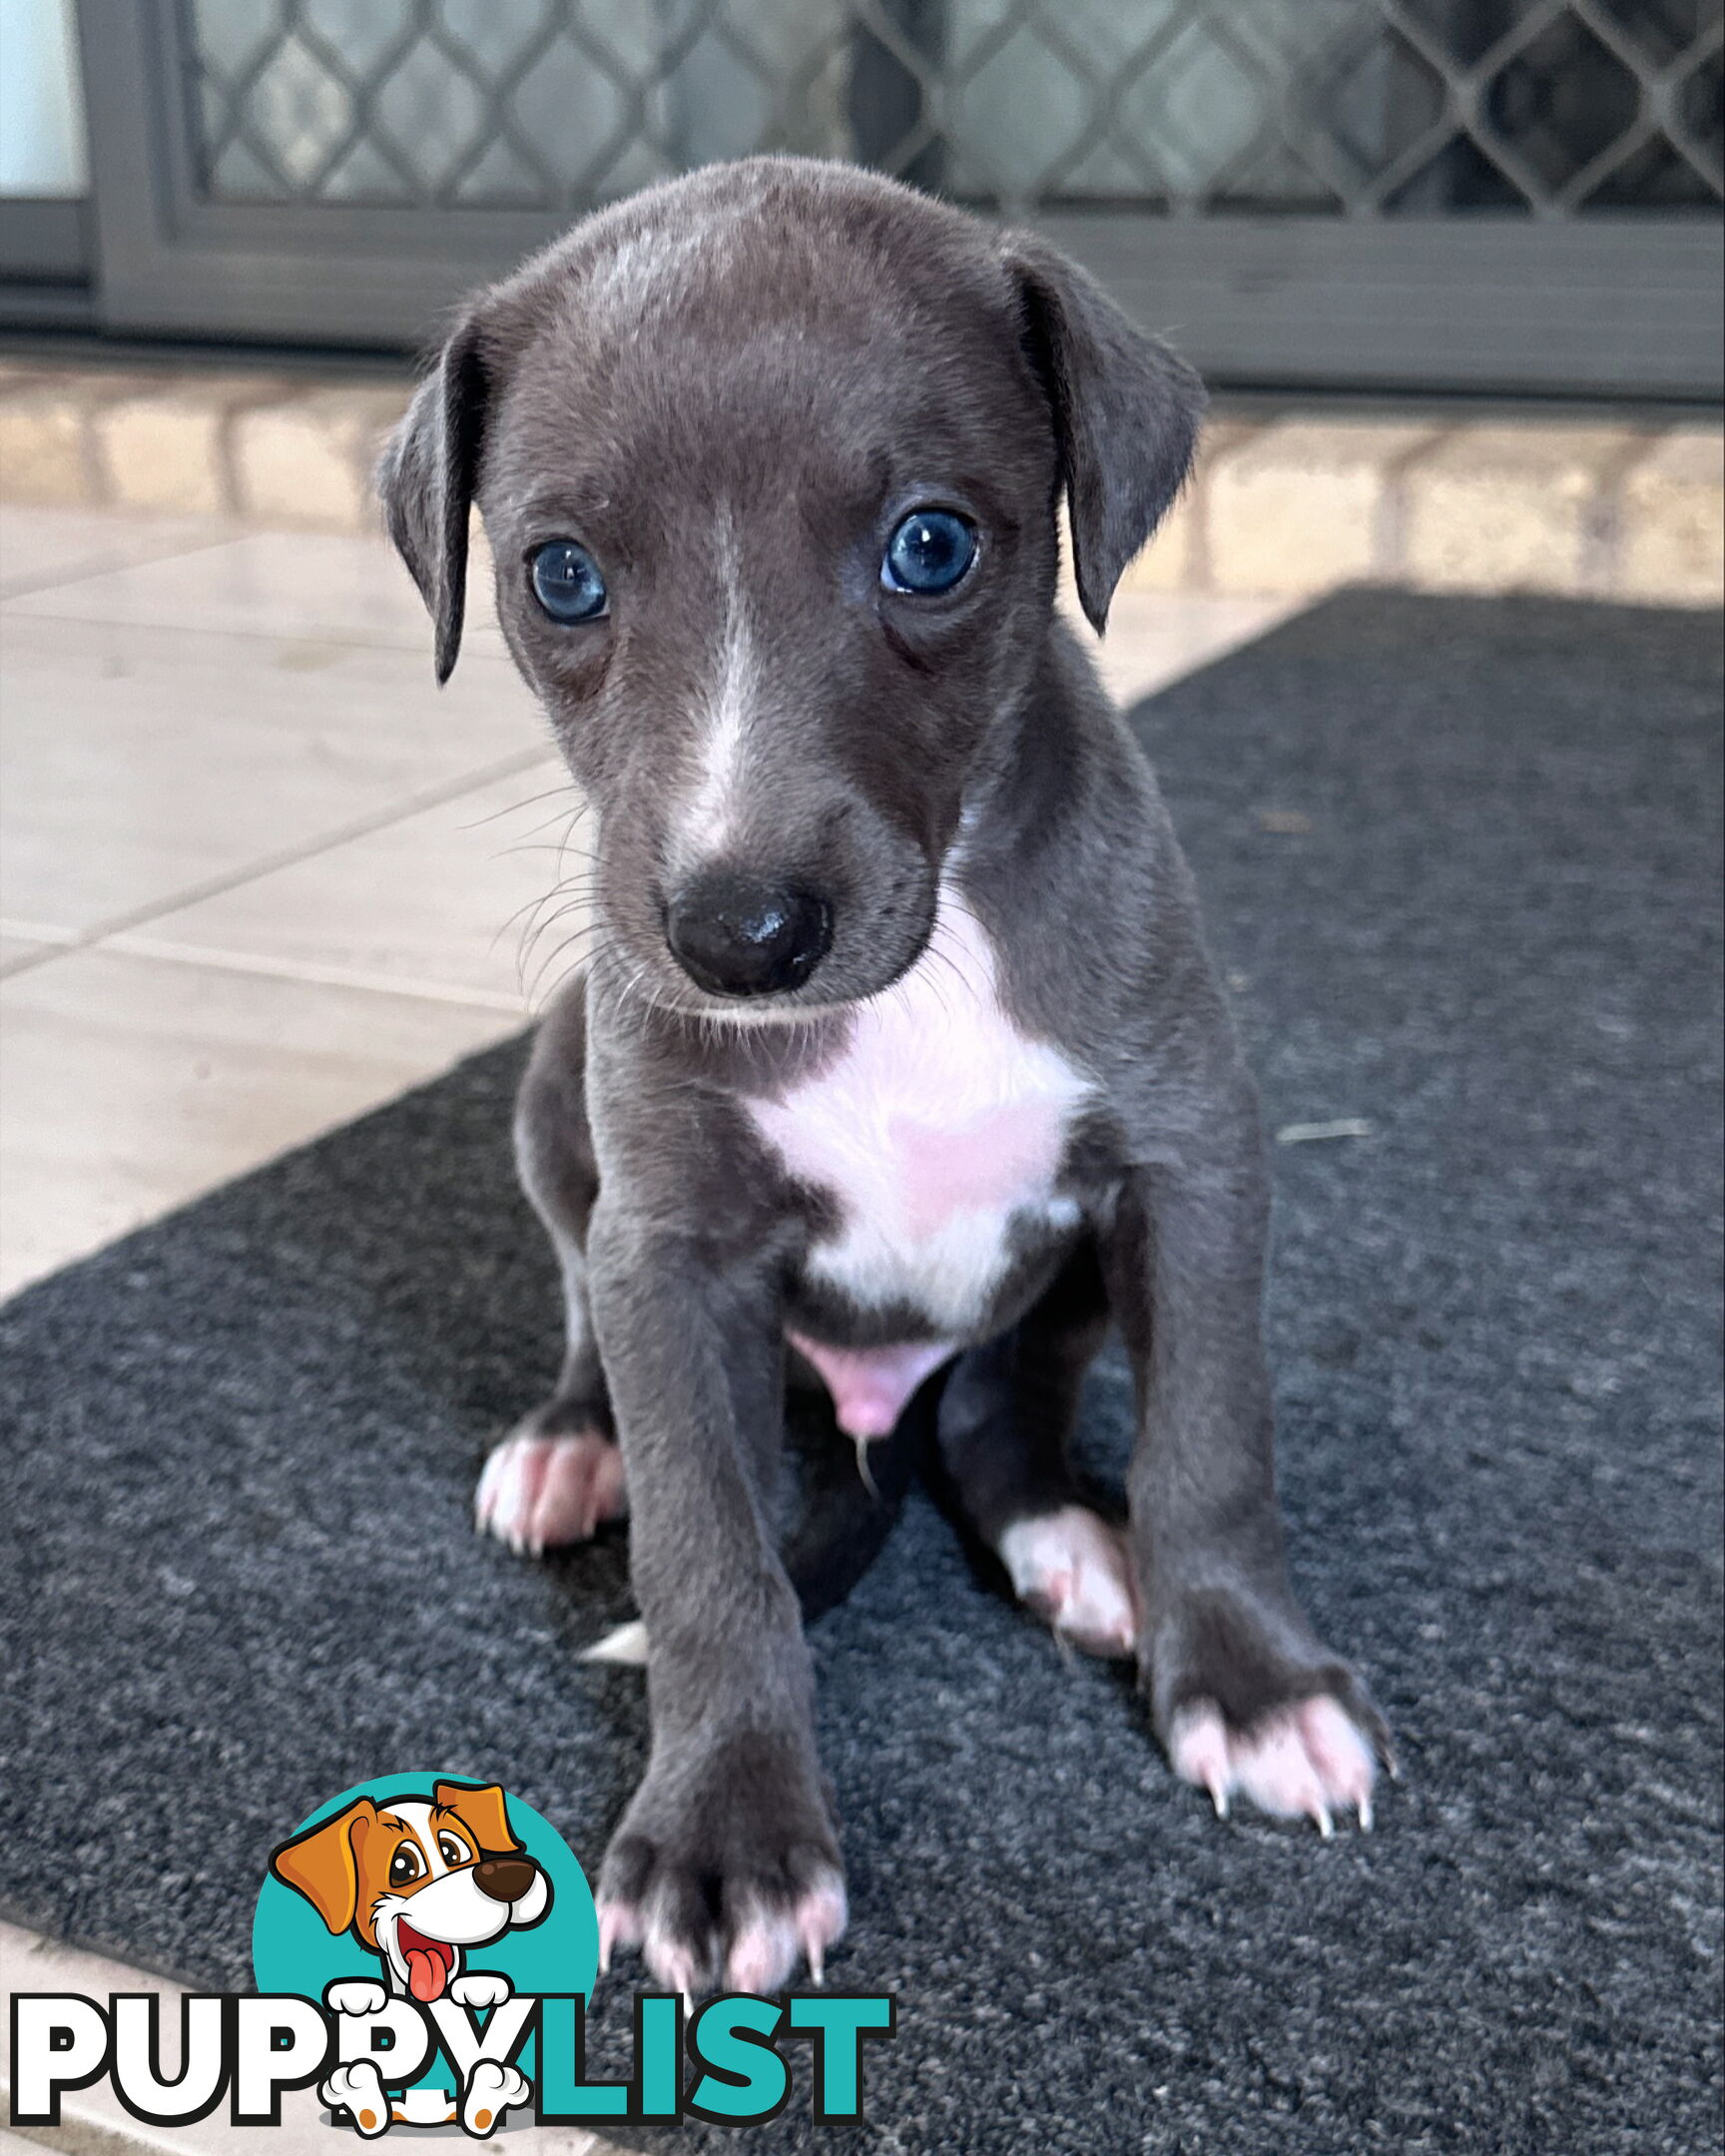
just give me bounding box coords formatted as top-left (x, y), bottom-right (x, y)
top-left (269, 1797), bottom-right (376, 1934)
top-left (375, 314), bottom-right (491, 685)
top-left (1001, 233), bottom-right (1206, 633)
top-left (433, 1779), bottom-right (521, 1857)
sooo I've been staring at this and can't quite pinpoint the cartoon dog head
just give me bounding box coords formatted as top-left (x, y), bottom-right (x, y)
top-left (270, 1781), bottom-right (551, 2002)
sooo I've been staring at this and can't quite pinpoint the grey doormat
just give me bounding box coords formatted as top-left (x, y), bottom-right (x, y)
top-left (3, 592), bottom-right (1720, 2154)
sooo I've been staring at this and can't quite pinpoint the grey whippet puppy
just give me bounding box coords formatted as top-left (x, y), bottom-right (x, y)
top-left (378, 156), bottom-right (1391, 1996)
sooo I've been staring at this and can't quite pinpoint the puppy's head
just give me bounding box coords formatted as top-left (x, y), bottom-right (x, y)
top-left (269, 1781), bottom-right (549, 2001)
top-left (380, 158), bottom-right (1203, 1017)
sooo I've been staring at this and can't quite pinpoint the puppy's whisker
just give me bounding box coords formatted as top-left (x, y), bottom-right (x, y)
top-left (515, 882), bottom-right (603, 940)
top-left (524, 924), bottom-right (608, 1005)
top-left (493, 883), bottom-right (585, 951)
top-left (499, 839), bottom-right (601, 862)
top-left (459, 784), bottom-right (584, 832)
top-left (503, 896), bottom-right (594, 979)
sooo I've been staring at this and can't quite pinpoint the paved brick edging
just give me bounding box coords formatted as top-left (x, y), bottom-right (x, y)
top-left (0, 361), bottom-right (406, 534)
top-left (1133, 413), bottom-right (1722, 606)
top-left (1, 359), bottom-right (1719, 606)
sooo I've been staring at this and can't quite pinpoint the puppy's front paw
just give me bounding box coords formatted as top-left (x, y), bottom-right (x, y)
top-left (475, 1426), bottom-right (626, 1554)
top-left (461, 2060), bottom-right (529, 2137)
top-left (1170, 1693), bottom-right (1380, 1833)
top-left (321, 2059), bottom-right (390, 2137)
top-left (998, 1505), bottom-right (1137, 1657)
top-left (324, 1977), bottom-right (387, 2017)
top-left (1148, 1587), bottom-right (1392, 1834)
top-left (448, 1970), bottom-right (511, 2010)
top-left (597, 1731), bottom-right (846, 1995)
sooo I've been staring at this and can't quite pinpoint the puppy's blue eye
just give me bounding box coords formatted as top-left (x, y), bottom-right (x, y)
top-left (529, 539), bottom-right (607, 623)
top-left (882, 509), bottom-right (977, 595)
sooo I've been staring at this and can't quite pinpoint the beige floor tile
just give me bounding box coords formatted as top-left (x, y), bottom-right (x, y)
top-left (5, 530), bottom-right (1295, 686)
top-left (97, 596), bottom-right (1290, 1012)
top-left (113, 757), bottom-right (591, 1011)
top-left (4, 525), bottom-right (506, 657)
top-left (1062, 589), bottom-right (1301, 708)
top-left (0, 612), bottom-right (548, 936)
top-left (0, 502), bottom-right (241, 599)
top-left (0, 948), bottom-right (521, 1298)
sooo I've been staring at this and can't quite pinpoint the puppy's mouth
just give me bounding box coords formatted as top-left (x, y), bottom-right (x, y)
top-left (395, 1920), bottom-right (456, 2003)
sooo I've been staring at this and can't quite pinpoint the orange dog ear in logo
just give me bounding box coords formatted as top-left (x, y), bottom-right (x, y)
top-left (270, 1797), bottom-right (377, 1934)
top-left (433, 1780), bottom-right (520, 1857)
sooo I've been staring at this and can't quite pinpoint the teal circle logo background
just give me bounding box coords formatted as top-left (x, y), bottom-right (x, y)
top-left (254, 1772), bottom-right (598, 2044)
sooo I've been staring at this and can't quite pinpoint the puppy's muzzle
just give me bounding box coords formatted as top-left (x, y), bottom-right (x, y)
top-left (472, 1856), bottom-right (538, 1903)
top-left (666, 871), bottom-right (833, 997)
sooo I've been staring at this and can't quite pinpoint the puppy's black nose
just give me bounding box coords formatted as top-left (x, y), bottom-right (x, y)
top-left (472, 1857), bottom-right (537, 1903)
top-left (666, 873), bottom-right (832, 997)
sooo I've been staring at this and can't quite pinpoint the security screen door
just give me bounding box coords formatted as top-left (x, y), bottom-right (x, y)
top-left (76, 1), bottom-right (1723, 395)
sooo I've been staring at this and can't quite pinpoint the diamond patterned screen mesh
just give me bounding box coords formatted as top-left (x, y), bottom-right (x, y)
top-left (184, 0), bottom-right (1722, 221)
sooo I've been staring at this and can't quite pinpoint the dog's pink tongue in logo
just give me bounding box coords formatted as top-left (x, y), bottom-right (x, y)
top-left (397, 1923), bottom-right (453, 2002)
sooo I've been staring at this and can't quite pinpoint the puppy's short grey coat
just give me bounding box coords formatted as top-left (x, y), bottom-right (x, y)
top-left (379, 156), bottom-right (1389, 1995)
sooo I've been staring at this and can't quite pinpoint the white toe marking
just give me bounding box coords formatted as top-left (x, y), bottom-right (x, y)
top-left (725, 1909), bottom-right (800, 1994)
top-left (998, 1506), bottom-right (1137, 1656)
top-left (597, 1898), bottom-right (641, 1975)
top-left (642, 1918), bottom-right (702, 1997)
top-left (1170, 1696), bottom-right (1378, 1832)
top-left (602, 1874), bottom-right (845, 1998)
top-left (475, 1428), bottom-right (625, 1554)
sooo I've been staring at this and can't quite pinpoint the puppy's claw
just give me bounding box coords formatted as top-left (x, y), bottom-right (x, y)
top-left (793, 1876), bottom-right (847, 1993)
top-left (644, 1935), bottom-right (701, 1998)
top-left (1170, 1695), bottom-right (1382, 1834)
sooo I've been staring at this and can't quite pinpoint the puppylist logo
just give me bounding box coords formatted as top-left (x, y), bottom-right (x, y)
top-left (10, 1773), bottom-right (894, 2136)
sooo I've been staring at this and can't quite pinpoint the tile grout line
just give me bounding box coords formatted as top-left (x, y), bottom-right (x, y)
top-left (95, 935), bottom-right (534, 1015)
top-left (0, 527), bottom-right (250, 604)
top-left (1371, 425), bottom-right (1450, 582)
top-left (1583, 423), bottom-right (1669, 598)
top-left (1, 744), bottom-right (560, 973)
top-left (0, 597), bottom-right (516, 663)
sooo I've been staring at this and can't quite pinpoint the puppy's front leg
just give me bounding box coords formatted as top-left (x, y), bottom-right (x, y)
top-left (1105, 1092), bottom-right (1392, 1831)
top-left (586, 1212), bottom-right (844, 1994)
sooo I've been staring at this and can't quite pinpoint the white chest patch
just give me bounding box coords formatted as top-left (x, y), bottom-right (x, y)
top-left (748, 891), bottom-right (1091, 1338)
